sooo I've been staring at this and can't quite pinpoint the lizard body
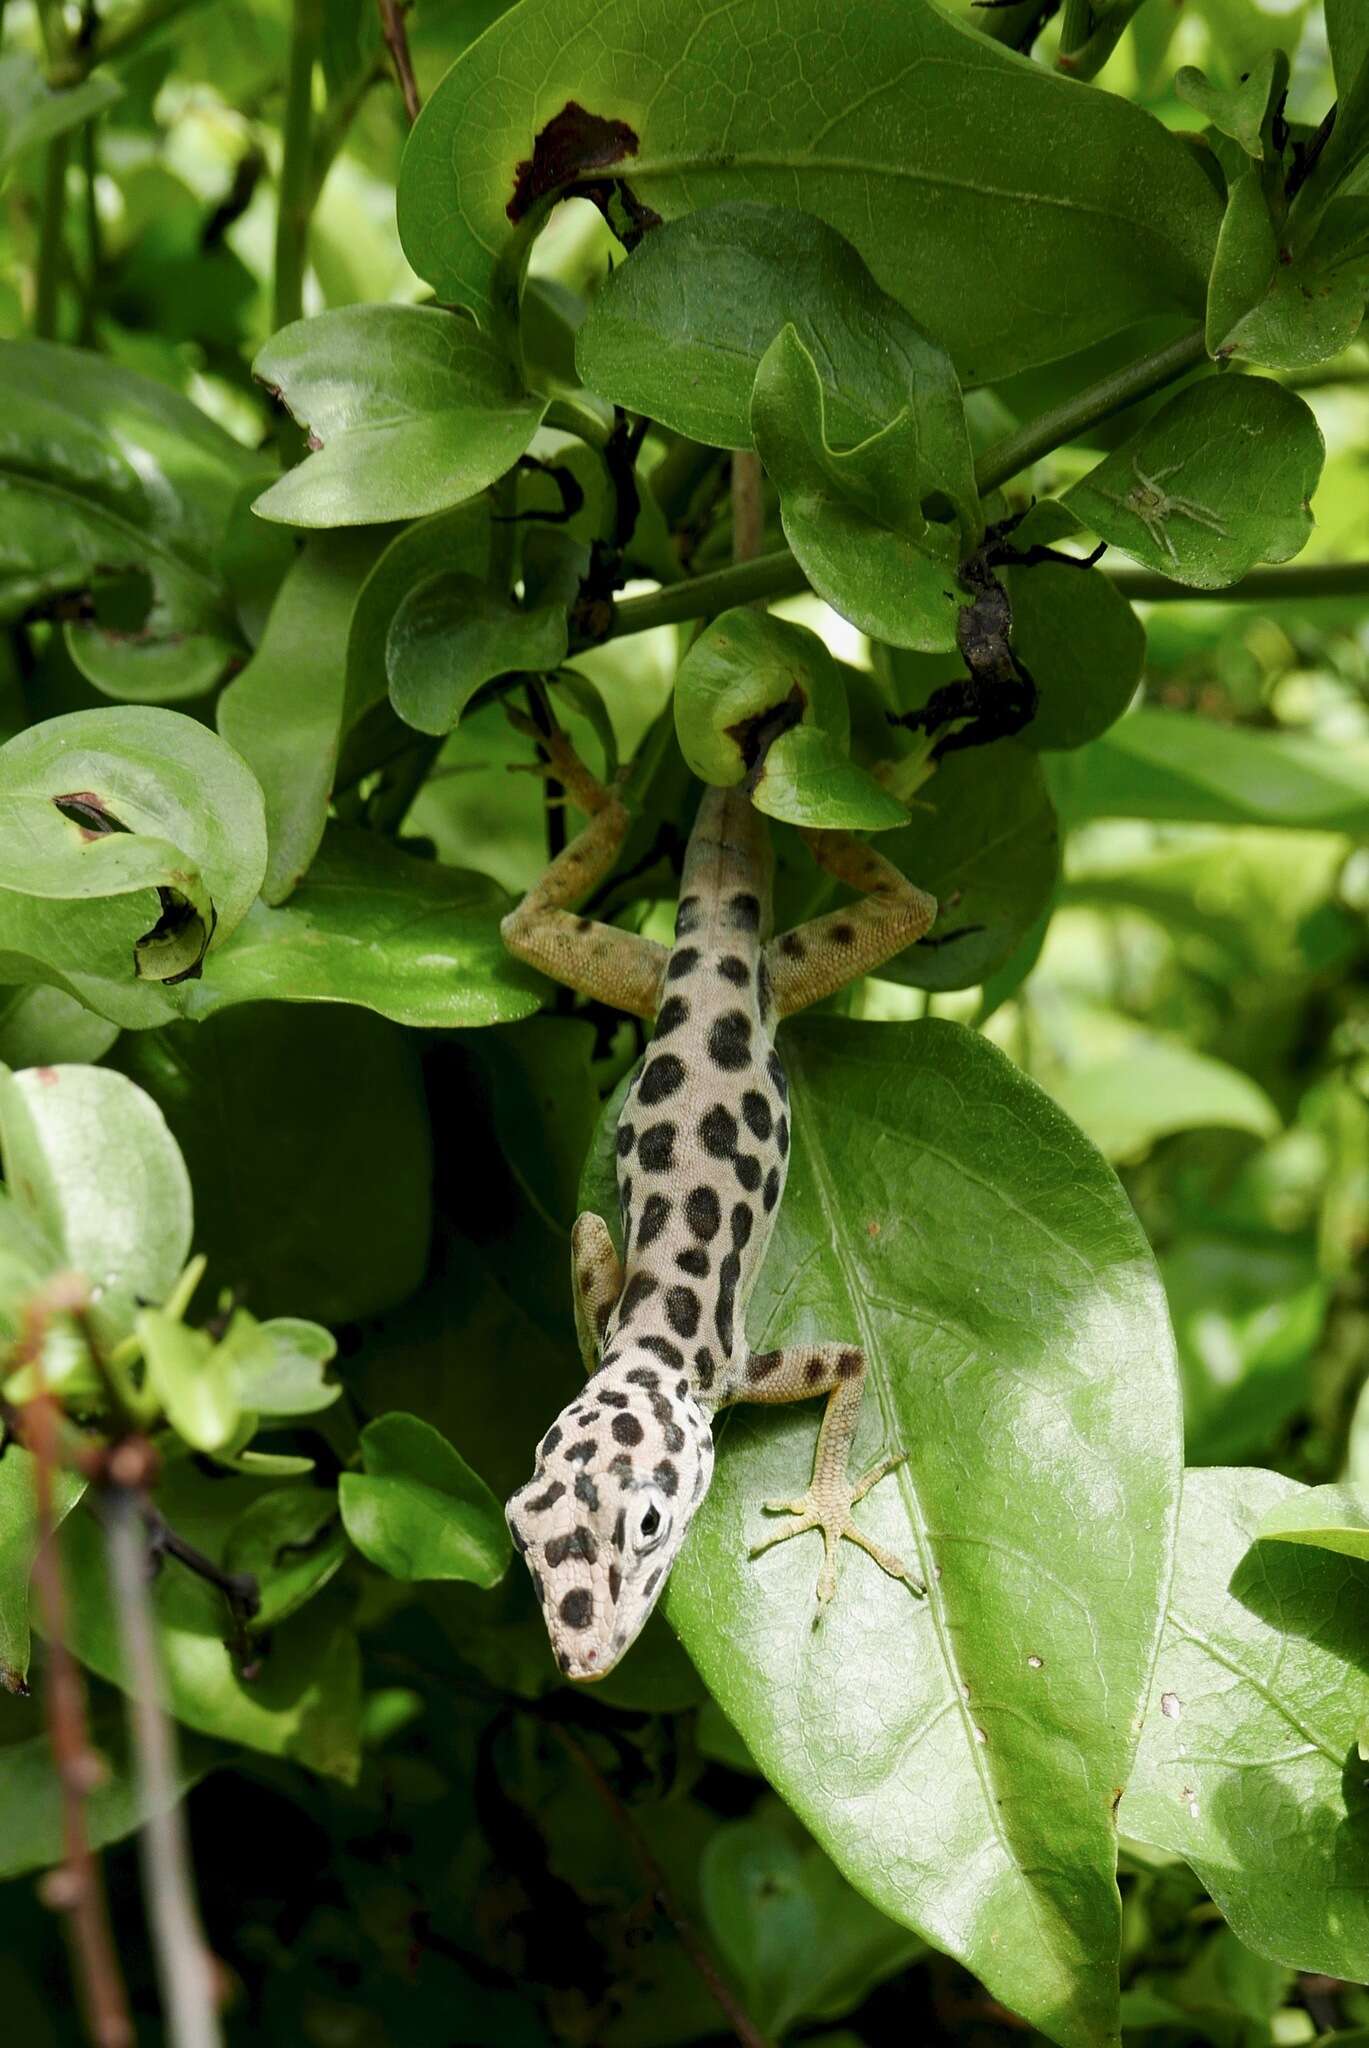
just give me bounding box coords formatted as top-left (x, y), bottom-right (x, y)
top-left (502, 733), bottom-right (937, 1680)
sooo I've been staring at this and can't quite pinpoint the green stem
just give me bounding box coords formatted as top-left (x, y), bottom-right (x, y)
top-left (588, 550), bottom-right (805, 642)
top-left (973, 325), bottom-right (1207, 497)
top-left (77, 118), bottom-right (101, 345)
top-left (34, 133), bottom-right (70, 338)
top-left (272, 0), bottom-right (320, 334)
top-left (1109, 561), bottom-right (1369, 603)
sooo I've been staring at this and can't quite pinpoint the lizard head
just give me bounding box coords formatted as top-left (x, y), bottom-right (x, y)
top-left (505, 1356), bottom-right (715, 1680)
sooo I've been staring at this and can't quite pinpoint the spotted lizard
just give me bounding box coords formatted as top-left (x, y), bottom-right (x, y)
top-left (502, 719), bottom-right (938, 1680)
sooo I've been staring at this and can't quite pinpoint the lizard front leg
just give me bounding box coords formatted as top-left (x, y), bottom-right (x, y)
top-left (570, 1212), bottom-right (623, 1374)
top-left (501, 716), bottom-right (668, 1019)
top-left (765, 832), bottom-right (937, 1018)
top-left (734, 1343), bottom-right (925, 1602)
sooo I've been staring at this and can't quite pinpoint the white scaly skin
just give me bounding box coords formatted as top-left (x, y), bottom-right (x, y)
top-left (502, 731), bottom-right (937, 1681)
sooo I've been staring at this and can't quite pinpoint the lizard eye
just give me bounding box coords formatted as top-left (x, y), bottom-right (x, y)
top-left (634, 1500), bottom-right (668, 1553)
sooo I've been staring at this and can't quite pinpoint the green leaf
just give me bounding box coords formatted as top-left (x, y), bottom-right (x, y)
top-left (583, 1017), bottom-right (1182, 2048)
top-left (51, 1472), bottom-right (361, 1781)
top-left (1120, 1467), bottom-right (1369, 1982)
top-left (1175, 53), bottom-right (1287, 159)
top-left (1063, 377), bottom-right (1323, 588)
top-left (398, 0), bottom-right (1220, 383)
top-left (184, 827), bottom-right (545, 1029)
top-left (252, 306), bottom-right (548, 527)
top-left (751, 327), bottom-right (961, 652)
top-left (0, 53), bottom-right (122, 171)
top-left (753, 727), bottom-right (909, 833)
top-left (0, 1451), bottom-right (83, 1692)
top-left (222, 1486), bottom-right (347, 1630)
top-left (342, 504), bottom-right (491, 739)
top-left (1047, 707), bottom-right (1369, 834)
top-left (577, 201), bottom-right (977, 531)
top-left (110, 1004), bottom-right (431, 1325)
top-left (0, 1723), bottom-right (218, 1881)
top-left (0, 986), bottom-right (118, 1069)
top-left (224, 1313), bottom-right (339, 1417)
top-left (1002, 557), bottom-right (1145, 753)
top-left (868, 742), bottom-right (1060, 993)
top-left (1042, 1016), bottom-right (1281, 1163)
top-left (700, 1808), bottom-right (923, 2037)
top-left (0, 706), bottom-right (268, 1017)
top-left (138, 1307), bottom-right (241, 1454)
top-left (218, 532), bottom-right (387, 905)
top-left (1255, 1482), bottom-right (1369, 1562)
top-left (0, 341), bottom-right (265, 699)
top-left (673, 609), bottom-right (904, 829)
top-left (339, 1413), bottom-right (510, 1586)
top-left (386, 573), bottom-right (568, 737)
top-left (1218, 199), bottom-right (1369, 370)
top-left (0, 1063), bottom-right (192, 1349)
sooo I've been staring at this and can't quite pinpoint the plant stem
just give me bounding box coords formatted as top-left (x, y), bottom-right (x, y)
top-left (1110, 561), bottom-right (1369, 603)
top-left (588, 550), bottom-right (805, 642)
top-left (731, 450), bottom-right (764, 565)
top-left (105, 1486), bottom-right (223, 2048)
top-left (376, 0), bottom-right (420, 124)
top-left (973, 324), bottom-right (1207, 496)
top-left (34, 133), bottom-right (71, 338)
top-left (25, 1382), bottom-right (134, 2047)
top-left (272, 0), bottom-right (320, 334)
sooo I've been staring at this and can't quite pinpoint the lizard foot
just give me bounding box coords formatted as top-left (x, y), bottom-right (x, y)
top-left (504, 706), bottom-right (615, 816)
top-left (752, 1450), bottom-right (925, 1604)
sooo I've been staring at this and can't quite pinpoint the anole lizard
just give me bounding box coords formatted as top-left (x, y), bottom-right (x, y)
top-left (502, 717), bottom-right (938, 1679)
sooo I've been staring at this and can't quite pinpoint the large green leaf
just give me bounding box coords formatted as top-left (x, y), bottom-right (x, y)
top-left (218, 532), bottom-right (387, 904)
top-left (253, 306), bottom-right (547, 527)
top-left (576, 201), bottom-right (976, 532)
top-left (1048, 708), bottom-right (1369, 834)
top-left (1064, 377), bottom-right (1324, 588)
top-left (0, 1451), bottom-right (83, 1692)
top-left (0, 341), bottom-right (266, 699)
top-left (0, 1062), bottom-right (192, 1352)
top-left (386, 572), bottom-right (568, 736)
top-left (583, 1018), bottom-right (1183, 2048)
top-left (184, 828), bottom-right (545, 1028)
top-left (50, 1471), bottom-right (361, 1782)
top-left (673, 609), bottom-right (905, 830)
top-left (700, 1805), bottom-right (923, 2037)
top-left (222, 1486), bottom-right (347, 1631)
top-left (1256, 1482), bottom-right (1369, 1563)
top-left (339, 1413), bottom-right (510, 1585)
top-left (869, 742), bottom-right (1060, 993)
top-left (0, 1723), bottom-right (218, 1880)
top-left (1120, 1467), bottom-right (1369, 1981)
top-left (398, 0), bottom-right (1219, 383)
top-left (751, 327), bottom-right (962, 652)
top-left (0, 707), bottom-right (268, 1022)
top-left (110, 1003), bottom-right (431, 1324)
top-left (342, 504), bottom-right (491, 739)
top-left (0, 986), bottom-right (118, 1069)
top-left (1040, 1013), bottom-right (1281, 1163)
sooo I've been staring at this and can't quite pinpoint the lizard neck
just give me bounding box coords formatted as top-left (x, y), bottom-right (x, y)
top-left (604, 785), bottom-right (791, 1413)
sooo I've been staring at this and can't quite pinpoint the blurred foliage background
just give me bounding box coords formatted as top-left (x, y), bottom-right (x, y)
top-left (0, 0), bottom-right (1366, 2045)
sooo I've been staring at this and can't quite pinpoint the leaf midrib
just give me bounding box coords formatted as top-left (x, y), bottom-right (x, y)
top-left (791, 1040), bottom-right (1057, 1952)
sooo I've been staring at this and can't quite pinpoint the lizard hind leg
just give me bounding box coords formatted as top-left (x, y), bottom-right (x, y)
top-left (765, 833), bottom-right (937, 1019)
top-left (740, 1343), bottom-right (925, 1604)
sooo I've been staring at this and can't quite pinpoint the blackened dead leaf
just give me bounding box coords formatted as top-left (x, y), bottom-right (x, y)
top-left (507, 101), bottom-right (641, 222)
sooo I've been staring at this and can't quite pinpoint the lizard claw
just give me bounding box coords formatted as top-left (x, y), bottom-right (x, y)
top-left (753, 1452), bottom-right (924, 1605)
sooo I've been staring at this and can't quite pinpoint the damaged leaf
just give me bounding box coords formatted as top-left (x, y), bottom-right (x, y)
top-left (0, 708), bottom-right (267, 1016)
top-left (252, 306), bottom-right (548, 527)
top-left (0, 341), bottom-right (266, 700)
top-left (398, 0), bottom-right (1220, 383)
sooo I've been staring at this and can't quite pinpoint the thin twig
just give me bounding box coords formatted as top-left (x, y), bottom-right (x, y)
top-left (730, 450), bottom-right (764, 569)
top-left (141, 1498), bottom-right (261, 1674)
top-left (552, 1725), bottom-right (774, 2048)
top-left (23, 1293), bottom-right (134, 2048)
top-left (376, 0), bottom-right (420, 124)
top-left (104, 1478), bottom-right (223, 2048)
